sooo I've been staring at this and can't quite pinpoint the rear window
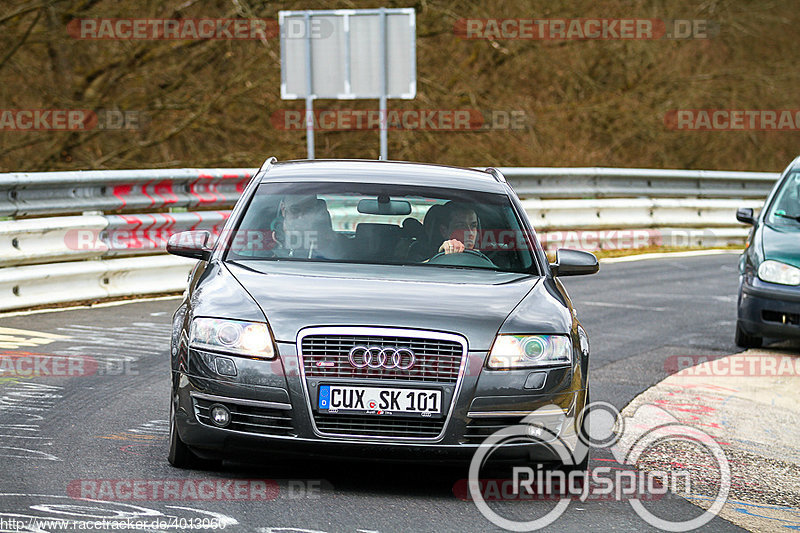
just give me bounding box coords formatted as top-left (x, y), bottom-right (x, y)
top-left (223, 181), bottom-right (540, 274)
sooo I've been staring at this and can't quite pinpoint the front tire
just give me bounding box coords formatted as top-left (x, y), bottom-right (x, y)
top-left (567, 389), bottom-right (591, 474)
top-left (735, 321), bottom-right (762, 348)
top-left (168, 398), bottom-right (200, 469)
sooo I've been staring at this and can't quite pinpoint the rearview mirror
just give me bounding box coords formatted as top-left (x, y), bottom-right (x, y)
top-left (550, 248), bottom-right (599, 277)
top-left (357, 198), bottom-right (412, 215)
top-left (736, 207), bottom-right (756, 225)
top-left (166, 231), bottom-right (212, 261)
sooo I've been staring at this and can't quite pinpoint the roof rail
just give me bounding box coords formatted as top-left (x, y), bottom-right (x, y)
top-left (258, 156), bottom-right (277, 174)
top-left (485, 167), bottom-right (507, 183)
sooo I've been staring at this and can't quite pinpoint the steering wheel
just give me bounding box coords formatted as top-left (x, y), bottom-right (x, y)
top-left (426, 248), bottom-right (497, 268)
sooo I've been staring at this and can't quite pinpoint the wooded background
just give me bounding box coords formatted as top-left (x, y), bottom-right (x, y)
top-left (1, 0), bottom-right (798, 172)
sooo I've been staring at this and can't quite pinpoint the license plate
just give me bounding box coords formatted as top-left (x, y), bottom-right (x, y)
top-left (318, 385), bottom-right (442, 417)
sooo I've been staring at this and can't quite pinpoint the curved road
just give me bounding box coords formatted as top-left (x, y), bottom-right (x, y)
top-left (0, 253), bottom-right (752, 532)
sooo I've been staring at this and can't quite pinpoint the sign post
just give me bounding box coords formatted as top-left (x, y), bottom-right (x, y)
top-left (279, 8), bottom-right (416, 160)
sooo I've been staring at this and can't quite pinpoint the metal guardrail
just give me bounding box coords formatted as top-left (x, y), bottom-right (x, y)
top-left (0, 212), bottom-right (230, 268)
top-left (0, 169), bottom-right (251, 217)
top-left (520, 198), bottom-right (764, 229)
top-left (0, 167), bottom-right (779, 217)
top-left (0, 165), bottom-right (778, 312)
top-left (1, 197), bottom-right (765, 268)
top-left (0, 255), bottom-right (197, 310)
top-left (500, 167), bottom-right (779, 198)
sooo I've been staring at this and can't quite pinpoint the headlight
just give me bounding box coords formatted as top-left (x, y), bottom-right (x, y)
top-left (758, 260), bottom-right (800, 286)
top-left (189, 318), bottom-right (275, 359)
top-left (488, 334), bottom-right (572, 369)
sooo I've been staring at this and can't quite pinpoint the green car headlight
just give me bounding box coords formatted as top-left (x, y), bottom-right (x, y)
top-left (189, 318), bottom-right (275, 359)
top-left (758, 260), bottom-right (800, 286)
top-left (488, 334), bottom-right (572, 369)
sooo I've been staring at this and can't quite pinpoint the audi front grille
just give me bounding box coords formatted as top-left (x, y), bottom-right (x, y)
top-left (301, 334), bottom-right (463, 383)
top-left (297, 327), bottom-right (468, 441)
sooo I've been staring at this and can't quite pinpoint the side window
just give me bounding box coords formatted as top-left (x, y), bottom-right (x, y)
top-left (229, 196), bottom-right (281, 256)
top-left (777, 175), bottom-right (799, 212)
top-left (769, 172), bottom-right (800, 223)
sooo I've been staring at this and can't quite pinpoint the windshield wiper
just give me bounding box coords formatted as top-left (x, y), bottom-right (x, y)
top-left (775, 212), bottom-right (800, 222)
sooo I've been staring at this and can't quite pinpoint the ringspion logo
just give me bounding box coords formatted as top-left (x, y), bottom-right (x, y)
top-left (467, 403), bottom-right (730, 531)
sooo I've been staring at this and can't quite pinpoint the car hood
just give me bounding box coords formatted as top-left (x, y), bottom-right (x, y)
top-left (761, 224), bottom-right (800, 268)
top-left (226, 261), bottom-right (544, 350)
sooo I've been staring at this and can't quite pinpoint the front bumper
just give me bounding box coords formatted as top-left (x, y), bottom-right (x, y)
top-left (739, 278), bottom-right (800, 340)
top-left (172, 338), bottom-right (587, 463)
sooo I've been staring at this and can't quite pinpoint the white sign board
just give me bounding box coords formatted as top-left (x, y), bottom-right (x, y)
top-left (280, 9), bottom-right (416, 100)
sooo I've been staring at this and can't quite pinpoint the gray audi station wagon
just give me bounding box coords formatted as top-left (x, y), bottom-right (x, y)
top-left (166, 159), bottom-right (598, 469)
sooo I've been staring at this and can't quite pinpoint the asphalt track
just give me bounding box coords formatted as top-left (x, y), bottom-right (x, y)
top-left (0, 252), bottom-right (767, 532)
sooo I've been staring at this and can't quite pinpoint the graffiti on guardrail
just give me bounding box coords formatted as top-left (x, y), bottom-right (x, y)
top-left (61, 212), bottom-right (230, 253)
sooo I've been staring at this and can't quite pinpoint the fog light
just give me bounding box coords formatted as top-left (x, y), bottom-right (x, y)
top-left (527, 425), bottom-right (544, 438)
top-left (209, 404), bottom-right (231, 427)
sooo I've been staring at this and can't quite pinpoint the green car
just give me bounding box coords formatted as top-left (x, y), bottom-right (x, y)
top-left (736, 157), bottom-right (800, 347)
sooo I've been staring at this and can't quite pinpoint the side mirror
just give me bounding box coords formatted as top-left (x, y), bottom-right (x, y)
top-left (550, 248), bottom-right (599, 277)
top-left (736, 207), bottom-right (756, 225)
top-left (166, 231), bottom-right (212, 261)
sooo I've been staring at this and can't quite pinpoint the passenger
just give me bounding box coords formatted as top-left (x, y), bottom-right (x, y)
top-left (406, 204), bottom-right (448, 261)
top-left (275, 195), bottom-right (348, 259)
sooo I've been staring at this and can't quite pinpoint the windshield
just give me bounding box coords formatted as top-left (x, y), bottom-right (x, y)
top-left (223, 181), bottom-right (539, 274)
top-left (766, 171), bottom-right (800, 226)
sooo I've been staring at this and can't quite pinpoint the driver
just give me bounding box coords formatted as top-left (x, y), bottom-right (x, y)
top-left (435, 203), bottom-right (479, 255)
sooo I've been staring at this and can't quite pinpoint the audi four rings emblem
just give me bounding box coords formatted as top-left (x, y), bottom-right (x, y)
top-left (348, 345), bottom-right (416, 370)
